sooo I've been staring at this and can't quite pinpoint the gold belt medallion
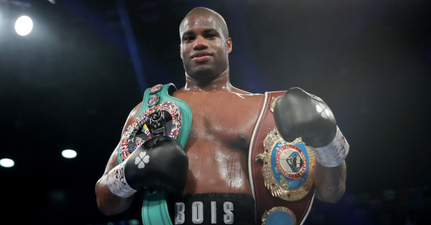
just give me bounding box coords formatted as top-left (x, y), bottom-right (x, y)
top-left (256, 128), bottom-right (316, 201)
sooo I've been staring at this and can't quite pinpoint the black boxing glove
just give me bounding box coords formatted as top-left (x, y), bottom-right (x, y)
top-left (124, 136), bottom-right (188, 193)
top-left (273, 87), bottom-right (349, 167)
top-left (106, 136), bottom-right (188, 198)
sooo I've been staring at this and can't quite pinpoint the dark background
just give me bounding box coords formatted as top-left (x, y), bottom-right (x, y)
top-left (1, 0), bottom-right (430, 224)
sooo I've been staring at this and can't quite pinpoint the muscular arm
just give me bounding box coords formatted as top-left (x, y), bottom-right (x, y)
top-left (95, 103), bottom-right (142, 215)
top-left (95, 148), bottom-right (134, 215)
top-left (314, 161), bottom-right (346, 203)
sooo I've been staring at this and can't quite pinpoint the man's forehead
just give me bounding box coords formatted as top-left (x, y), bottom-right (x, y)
top-left (180, 15), bottom-right (222, 34)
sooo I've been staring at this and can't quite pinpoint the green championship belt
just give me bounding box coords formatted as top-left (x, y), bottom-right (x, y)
top-left (117, 83), bottom-right (192, 225)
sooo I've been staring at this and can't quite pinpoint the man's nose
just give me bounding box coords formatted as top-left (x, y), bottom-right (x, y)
top-left (193, 36), bottom-right (208, 51)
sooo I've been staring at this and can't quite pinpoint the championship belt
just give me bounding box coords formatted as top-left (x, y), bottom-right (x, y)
top-left (117, 83), bottom-right (192, 225)
top-left (249, 91), bottom-right (316, 225)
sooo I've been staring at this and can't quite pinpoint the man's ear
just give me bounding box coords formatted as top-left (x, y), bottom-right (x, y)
top-left (179, 45), bottom-right (183, 59)
top-left (226, 37), bottom-right (232, 53)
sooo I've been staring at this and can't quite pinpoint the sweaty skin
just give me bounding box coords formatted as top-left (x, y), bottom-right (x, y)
top-left (173, 87), bottom-right (264, 194)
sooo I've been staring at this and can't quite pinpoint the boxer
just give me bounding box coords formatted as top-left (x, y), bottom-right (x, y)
top-left (95, 7), bottom-right (348, 225)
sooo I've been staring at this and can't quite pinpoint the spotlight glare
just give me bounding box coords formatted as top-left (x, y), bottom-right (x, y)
top-left (15, 15), bottom-right (33, 36)
top-left (0, 158), bottom-right (15, 168)
top-left (62, 149), bottom-right (77, 159)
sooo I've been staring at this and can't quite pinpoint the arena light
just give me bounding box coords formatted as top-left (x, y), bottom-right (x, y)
top-left (0, 158), bottom-right (15, 168)
top-left (62, 149), bottom-right (77, 159)
top-left (15, 15), bottom-right (33, 36)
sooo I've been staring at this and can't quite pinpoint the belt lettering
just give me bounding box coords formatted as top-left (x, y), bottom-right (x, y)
top-left (223, 202), bottom-right (234, 224)
top-left (174, 201), bottom-right (235, 224)
top-left (211, 201), bottom-right (216, 224)
top-left (175, 202), bottom-right (185, 224)
top-left (192, 201), bottom-right (204, 224)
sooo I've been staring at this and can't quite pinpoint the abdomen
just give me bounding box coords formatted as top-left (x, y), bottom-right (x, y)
top-left (182, 139), bottom-right (251, 195)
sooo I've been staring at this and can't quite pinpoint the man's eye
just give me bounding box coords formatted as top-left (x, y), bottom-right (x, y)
top-left (183, 36), bottom-right (195, 42)
top-left (207, 34), bottom-right (216, 39)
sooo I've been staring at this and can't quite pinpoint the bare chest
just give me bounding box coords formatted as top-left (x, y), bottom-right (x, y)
top-left (173, 90), bottom-right (264, 193)
top-left (183, 93), bottom-right (263, 151)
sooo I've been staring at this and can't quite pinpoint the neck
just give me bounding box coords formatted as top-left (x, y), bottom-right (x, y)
top-left (184, 68), bottom-right (232, 92)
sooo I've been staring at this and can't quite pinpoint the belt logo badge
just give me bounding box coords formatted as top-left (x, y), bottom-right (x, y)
top-left (256, 128), bottom-right (316, 201)
top-left (119, 101), bottom-right (182, 162)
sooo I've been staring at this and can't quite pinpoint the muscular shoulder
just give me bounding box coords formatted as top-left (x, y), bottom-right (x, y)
top-left (230, 87), bottom-right (265, 106)
top-left (231, 87), bottom-right (263, 97)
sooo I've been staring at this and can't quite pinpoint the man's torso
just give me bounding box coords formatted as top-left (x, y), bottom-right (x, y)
top-left (173, 88), bottom-right (264, 195)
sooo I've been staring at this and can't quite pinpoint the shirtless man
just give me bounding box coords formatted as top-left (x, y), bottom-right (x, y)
top-left (96, 7), bottom-right (347, 225)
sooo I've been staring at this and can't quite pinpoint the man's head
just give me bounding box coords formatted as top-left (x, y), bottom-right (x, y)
top-left (179, 7), bottom-right (232, 82)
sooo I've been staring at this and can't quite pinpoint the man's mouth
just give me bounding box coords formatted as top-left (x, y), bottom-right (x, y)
top-left (191, 52), bottom-right (212, 61)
